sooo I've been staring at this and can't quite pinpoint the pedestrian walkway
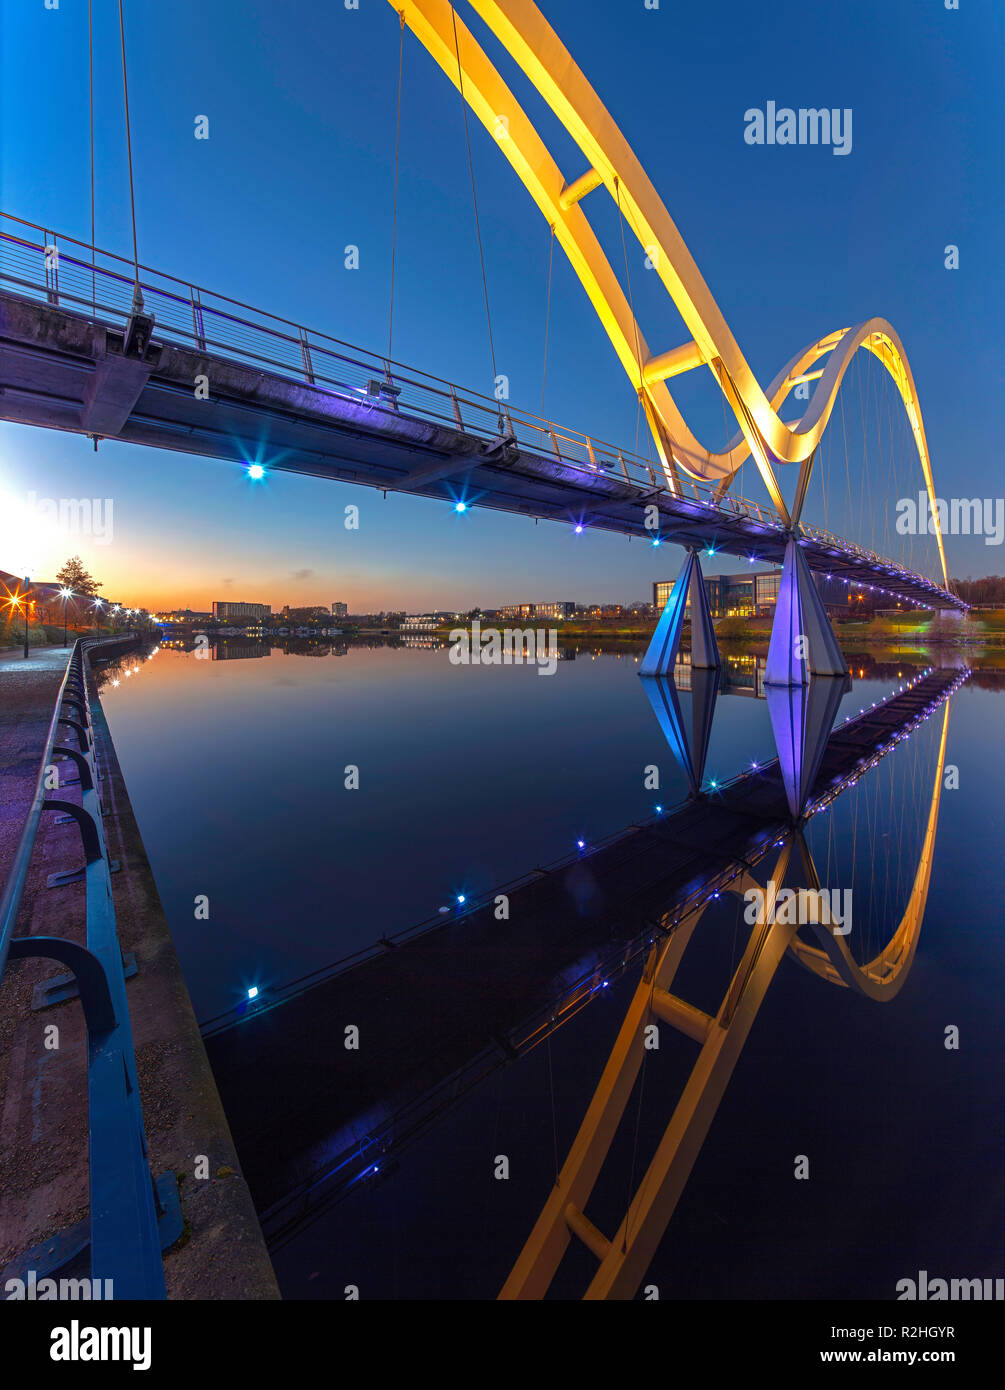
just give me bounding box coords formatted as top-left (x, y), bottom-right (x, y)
top-left (0, 646), bottom-right (71, 890)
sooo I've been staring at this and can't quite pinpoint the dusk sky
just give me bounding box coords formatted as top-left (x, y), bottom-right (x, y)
top-left (1, 0), bottom-right (1001, 612)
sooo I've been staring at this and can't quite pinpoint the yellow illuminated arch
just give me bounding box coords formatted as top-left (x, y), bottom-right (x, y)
top-left (392, 0), bottom-right (948, 586)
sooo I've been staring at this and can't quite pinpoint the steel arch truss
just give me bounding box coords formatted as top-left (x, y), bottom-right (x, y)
top-left (393, 0), bottom-right (948, 584)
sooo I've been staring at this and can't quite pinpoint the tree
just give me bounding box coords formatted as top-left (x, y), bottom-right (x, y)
top-left (55, 556), bottom-right (101, 598)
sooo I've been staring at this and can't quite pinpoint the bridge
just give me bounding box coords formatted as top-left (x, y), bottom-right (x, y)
top-left (0, 0), bottom-right (967, 643)
top-left (0, 214), bottom-right (961, 626)
top-left (0, 0), bottom-right (971, 1302)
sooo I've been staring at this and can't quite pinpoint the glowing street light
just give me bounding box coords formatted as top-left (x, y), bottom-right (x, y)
top-left (59, 587), bottom-right (74, 647)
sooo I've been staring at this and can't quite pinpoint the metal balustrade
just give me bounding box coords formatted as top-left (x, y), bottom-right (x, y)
top-left (0, 636), bottom-right (180, 1297)
top-left (0, 211), bottom-right (955, 604)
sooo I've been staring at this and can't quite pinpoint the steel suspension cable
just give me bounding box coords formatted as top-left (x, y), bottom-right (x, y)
top-left (449, 5), bottom-right (498, 398)
top-left (614, 176), bottom-right (653, 461)
top-left (541, 224), bottom-right (554, 415)
top-left (388, 12), bottom-right (405, 360)
top-left (623, 986), bottom-right (651, 1254)
top-left (546, 1029), bottom-right (560, 1183)
top-left (89, 0), bottom-right (96, 314)
top-left (117, 0), bottom-right (142, 306)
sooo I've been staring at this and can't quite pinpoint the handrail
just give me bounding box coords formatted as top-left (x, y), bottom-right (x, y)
top-left (0, 209), bottom-right (963, 608)
top-left (0, 635), bottom-right (171, 1298)
top-left (0, 648), bottom-right (81, 979)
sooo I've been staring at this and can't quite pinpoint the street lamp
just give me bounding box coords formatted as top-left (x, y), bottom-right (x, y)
top-left (59, 587), bottom-right (73, 647)
top-left (92, 598), bottom-right (104, 633)
top-left (22, 576), bottom-right (30, 659)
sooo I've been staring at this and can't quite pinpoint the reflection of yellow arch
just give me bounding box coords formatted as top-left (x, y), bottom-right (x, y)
top-left (501, 695), bottom-right (953, 1298)
top-left (788, 697), bottom-right (950, 999)
top-left (393, 0), bottom-right (948, 584)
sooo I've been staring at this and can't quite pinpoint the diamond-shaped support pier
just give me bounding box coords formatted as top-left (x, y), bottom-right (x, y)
top-left (766, 536), bottom-right (848, 685)
top-left (640, 548), bottom-right (720, 676)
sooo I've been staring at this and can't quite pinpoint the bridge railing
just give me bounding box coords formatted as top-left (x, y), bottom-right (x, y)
top-left (0, 211), bottom-right (952, 601)
top-left (0, 636), bottom-right (177, 1297)
top-left (0, 212), bottom-right (776, 505)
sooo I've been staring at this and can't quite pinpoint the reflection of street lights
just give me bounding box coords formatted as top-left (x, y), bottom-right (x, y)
top-left (59, 587), bottom-right (73, 646)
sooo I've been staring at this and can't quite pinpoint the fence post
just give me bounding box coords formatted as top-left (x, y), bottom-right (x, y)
top-left (191, 288), bottom-right (206, 351)
top-left (300, 327), bottom-right (315, 384)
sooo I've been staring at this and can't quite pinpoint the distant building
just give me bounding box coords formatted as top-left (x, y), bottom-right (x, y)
top-left (332, 601), bottom-right (348, 619)
top-left (213, 601), bottom-right (270, 621)
top-left (496, 601), bottom-right (576, 621)
top-left (281, 605), bottom-right (330, 620)
top-left (654, 568), bottom-right (851, 618)
top-left (401, 615), bottom-right (441, 631)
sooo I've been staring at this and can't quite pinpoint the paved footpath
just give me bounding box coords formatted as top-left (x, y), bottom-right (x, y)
top-left (0, 647), bottom-right (72, 884)
top-left (0, 643), bottom-right (279, 1299)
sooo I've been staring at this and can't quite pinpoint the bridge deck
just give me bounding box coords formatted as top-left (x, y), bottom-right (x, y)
top-left (203, 670), bottom-right (962, 1239)
top-left (0, 235), bottom-right (962, 612)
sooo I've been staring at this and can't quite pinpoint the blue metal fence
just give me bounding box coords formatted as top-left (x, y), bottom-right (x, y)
top-left (0, 637), bottom-right (178, 1298)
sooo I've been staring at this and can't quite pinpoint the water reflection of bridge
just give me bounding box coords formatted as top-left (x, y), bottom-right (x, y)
top-left (204, 665), bottom-right (966, 1261)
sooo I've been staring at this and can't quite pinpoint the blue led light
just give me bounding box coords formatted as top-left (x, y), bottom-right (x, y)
top-left (246, 464), bottom-right (265, 480)
top-left (454, 502), bottom-right (467, 513)
top-left (247, 986), bottom-right (259, 999)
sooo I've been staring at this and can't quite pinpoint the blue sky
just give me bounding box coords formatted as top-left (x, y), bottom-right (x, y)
top-left (1, 0), bottom-right (1002, 610)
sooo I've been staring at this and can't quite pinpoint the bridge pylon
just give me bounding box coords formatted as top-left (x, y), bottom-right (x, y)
top-left (639, 548), bottom-right (719, 677)
top-left (765, 537), bottom-right (849, 685)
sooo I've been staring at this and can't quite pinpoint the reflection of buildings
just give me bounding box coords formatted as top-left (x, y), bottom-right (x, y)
top-left (497, 601), bottom-right (576, 620)
top-left (212, 638), bottom-right (269, 661)
top-left (673, 651), bottom-right (767, 697)
top-left (654, 568), bottom-right (848, 619)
